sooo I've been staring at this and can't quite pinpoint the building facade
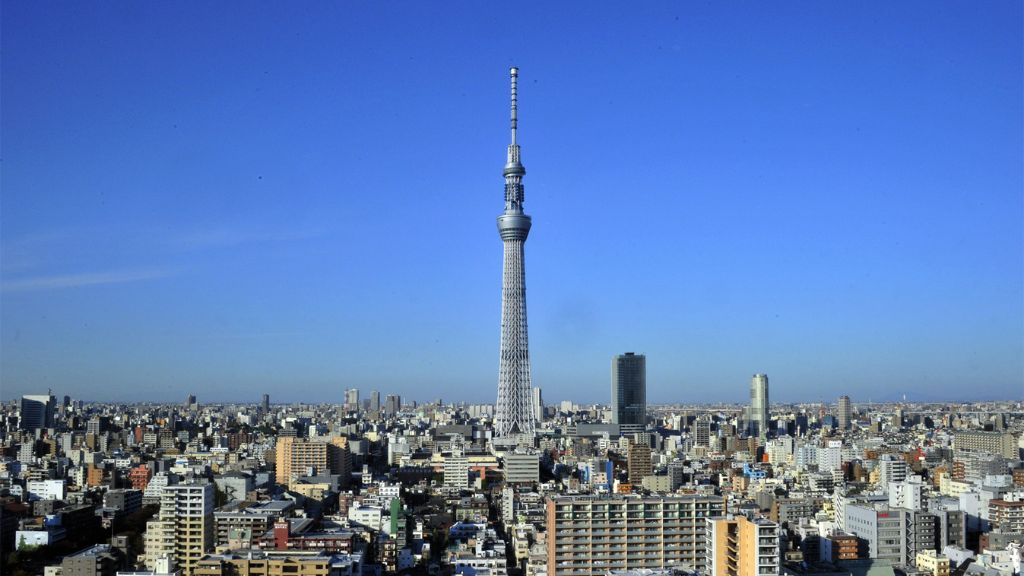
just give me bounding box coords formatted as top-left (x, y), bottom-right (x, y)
top-left (546, 494), bottom-right (726, 576)
top-left (611, 353), bottom-right (646, 433)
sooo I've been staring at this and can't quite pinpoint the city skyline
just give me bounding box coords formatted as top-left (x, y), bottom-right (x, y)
top-left (2, 3), bottom-right (1022, 404)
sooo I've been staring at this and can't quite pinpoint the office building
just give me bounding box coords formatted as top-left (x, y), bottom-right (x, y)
top-left (694, 417), bottom-right (712, 448)
top-left (532, 387), bottom-right (544, 423)
top-left (369, 390), bottom-right (380, 414)
top-left (344, 388), bottom-right (359, 412)
top-left (494, 67), bottom-right (536, 439)
top-left (504, 451), bottom-right (540, 484)
top-left (611, 353), bottom-right (646, 433)
top-left (749, 374), bottom-right (769, 440)
top-left (706, 515), bottom-right (780, 576)
top-left (20, 394), bottom-right (56, 431)
top-left (546, 494), bottom-right (726, 575)
top-left (261, 394), bottom-right (270, 414)
top-left (878, 455), bottom-right (909, 489)
top-left (838, 395), bottom-right (851, 430)
top-left (384, 394), bottom-right (401, 417)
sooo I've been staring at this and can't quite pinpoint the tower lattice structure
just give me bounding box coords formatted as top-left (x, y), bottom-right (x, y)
top-left (495, 67), bottom-right (535, 438)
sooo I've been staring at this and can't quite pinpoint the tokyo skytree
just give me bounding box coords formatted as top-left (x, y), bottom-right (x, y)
top-left (494, 67), bottom-right (535, 438)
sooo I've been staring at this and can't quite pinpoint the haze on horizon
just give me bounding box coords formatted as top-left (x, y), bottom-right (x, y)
top-left (2, 2), bottom-right (1021, 406)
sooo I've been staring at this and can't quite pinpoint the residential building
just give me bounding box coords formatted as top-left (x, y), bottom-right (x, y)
top-left (546, 494), bottom-right (726, 575)
top-left (706, 515), bottom-right (780, 576)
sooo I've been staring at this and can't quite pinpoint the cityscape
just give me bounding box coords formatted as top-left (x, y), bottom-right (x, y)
top-left (1, 5), bottom-right (1021, 576)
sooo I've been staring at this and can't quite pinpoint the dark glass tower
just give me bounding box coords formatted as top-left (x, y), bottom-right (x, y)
top-left (612, 352), bottom-right (646, 431)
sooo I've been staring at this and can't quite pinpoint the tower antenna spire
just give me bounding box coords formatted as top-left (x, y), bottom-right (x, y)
top-left (510, 67), bottom-right (518, 145)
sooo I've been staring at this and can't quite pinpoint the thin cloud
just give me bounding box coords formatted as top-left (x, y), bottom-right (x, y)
top-left (1, 268), bottom-right (178, 292)
top-left (175, 226), bottom-right (325, 249)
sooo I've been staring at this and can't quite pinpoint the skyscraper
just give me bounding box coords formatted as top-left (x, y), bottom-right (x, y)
top-left (494, 67), bottom-right (535, 439)
top-left (838, 395), bottom-right (852, 430)
top-left (749, 373), bottom-right (770, 440)
top-left (611, 352), bottom-right (646, 433)
top-left (20, 394), bottom-right (55, 431)
top-left (344, 388), bottom-right (359, 412)
top-left (261, 393), bottom-right (270, 414)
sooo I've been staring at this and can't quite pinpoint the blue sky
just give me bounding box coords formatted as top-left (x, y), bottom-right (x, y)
top-left (2, 2), bottom-right (1021, 405)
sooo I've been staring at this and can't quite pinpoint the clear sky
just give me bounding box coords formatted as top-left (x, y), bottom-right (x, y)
top-left (2, 2), bottom-right (1021, 405)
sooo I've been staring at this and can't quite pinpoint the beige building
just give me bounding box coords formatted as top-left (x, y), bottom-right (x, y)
top-left (916, 550), bottom-right (951, 576)
top-left (274, 437), bottom-right (351, 487)
top-left (193, 551), bottom-right (334, 576)
top-left (145, 483), bottom-right (214, 576)
top-left (706, 516), bottom-right (780, 576)
top-left (546, 494), bottom-right (725, 576)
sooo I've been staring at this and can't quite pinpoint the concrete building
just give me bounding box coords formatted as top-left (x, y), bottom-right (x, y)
top-left (546, 494), bottom-right (726, 576)
top-left (916, 550), bottom-right (951, 576)
top-left (627, 439), bottom-right (653, 485)
top-left (343, 389), bottom-right (359, 412)
top-left (838, 396), bottom-right (852, 431)
top-left (844, 503), bottom-right (902, 563)
top-left (62, 544), bottom-right (124, 576)
top-left (103, 489), bottom-right (142, 515)
top-left (706, 515), bottom-right (780, 576)
top-left (504, 451), bottom-right (540, 484)
top-left (274, 438), bottom-right (350, 488)
top-left (445, 449), bottom-right (470, 491)
top-left (145, 483), bottom-right (214, 576)
top-left (953, 431), bottom-right (1019, 459)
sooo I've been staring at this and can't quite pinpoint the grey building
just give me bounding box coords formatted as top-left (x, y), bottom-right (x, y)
top-left (214, 473), bottom-right (254, 503)
top-left (838, 396), bottom-right (852, 430)
top-left (748, 374), bottom-right (770, 440)
top-left (611, 353), bottom-right (646, 433)
top-left (102, 489), bottom-right (142, 516)
top-left (844, 503), bottom-right (902, 562)
top-left (503, 451), bottom-right (539, 484)
top-left (61, 544), bottom-right (123, 576)
top-left (900, 510), bottom-right (938, 567)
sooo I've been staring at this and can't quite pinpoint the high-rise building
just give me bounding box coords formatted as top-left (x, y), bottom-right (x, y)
top-left (20, 394), bottom-right (55, 431)
top-left (261, 394), bottom-right (270, 414)
top-left (532, 387), bottom-right (544, 424)
top-left (838, 395), bottom-right (852, 430)
top-left (626, 437), bottom-right (652, 484)
top-left (369, 390), bottom-right (381, 414)
top-left (694, 417), bottom-right (712, 448)
top-left (384, 394), bottom-right (401, 417)
top-left (494, 67), bottom-right (536, 439)
top-left (706, 515), bottom-right (781, 576)
top-left (546, 494), bottom-right (726, 575)
top-left (145, 482), bottom-right (213, 576)
top-left (274, 437), bottom-right (351, 487)
top-left (344, 388), bottom-right (359, 413)
top-left (611, 353), bottom-right (646, 433)
top-left (749, 374), bottom-right (770, 440)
